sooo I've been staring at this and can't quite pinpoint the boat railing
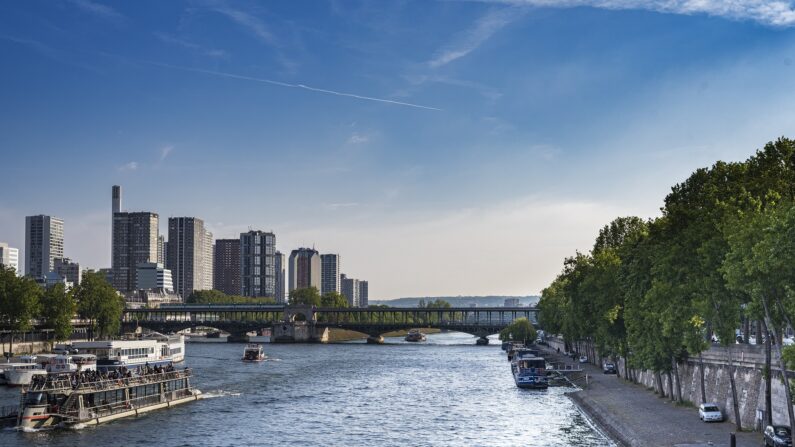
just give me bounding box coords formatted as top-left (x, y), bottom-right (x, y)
top-left (27, 369), bottom-right (192, 393)
top-left (58, 387), bottom-right (195, 420)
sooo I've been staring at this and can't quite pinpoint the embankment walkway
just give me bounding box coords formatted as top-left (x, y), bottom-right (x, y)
top-left (541, 348), bottom-right (761, 447)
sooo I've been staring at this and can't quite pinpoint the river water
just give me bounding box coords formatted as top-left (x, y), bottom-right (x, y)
top-left (1, 332), bottom-right (611, 446)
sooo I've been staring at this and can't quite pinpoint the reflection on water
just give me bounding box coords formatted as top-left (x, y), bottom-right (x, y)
top-left (0, 332), bottom-right (611, 446)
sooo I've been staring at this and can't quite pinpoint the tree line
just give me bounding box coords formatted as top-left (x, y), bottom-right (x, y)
top-left (0, 268), bottom-right (124, 353)
top-left (537, 137), bottom-right (795, 432)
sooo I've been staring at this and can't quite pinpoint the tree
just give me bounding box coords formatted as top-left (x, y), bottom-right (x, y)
top-left (0, 267), bottom-right (41, 354)
top-left (73, 271), bottom-right (124, 339)
top-left (321, 291), bottom-right (348, 308)
top-left (289, 287), bottom-right (321, 306)
top-left (498, 317), bottom-right (537, 345)
top-left (40, 283), bottom-right (76, 342)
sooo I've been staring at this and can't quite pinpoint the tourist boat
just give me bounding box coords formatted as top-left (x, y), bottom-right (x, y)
top-left (68, 335), bottom-right (184, 372)
top-left (6, 354), bottom-right (97, 386)
top-left (405, 329), bottom-right (426, 342)
top-left (16, 366), bottom-right (201, 429)
top-left (3, 363), bottom-right (46, 386)
top-left (242, 344), bottom-right (266, 362)
top-left (511, 355), bottom-right (549, 389)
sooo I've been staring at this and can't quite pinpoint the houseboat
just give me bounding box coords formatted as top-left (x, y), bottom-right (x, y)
top-left (68, 335), bottom-right (184, 372)
top-left (405, 329), bottom-right (426, 342)
top-left (511, 355), bottom-right (548, 389)
top-left (242, 344), bottom-right (266, 362)
top-left (17, 366), bottom-right (201, 429)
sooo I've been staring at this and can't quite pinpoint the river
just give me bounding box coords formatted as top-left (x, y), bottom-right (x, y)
top-left (1, 332), bottom-right (612, 446)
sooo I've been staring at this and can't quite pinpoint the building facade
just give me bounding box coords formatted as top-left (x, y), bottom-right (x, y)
top-left (288, 247), bottom-right (320, 293)
top-left (0, 242), bottom-right (19, 276)
top-left (167, 217), bottom-right (213, 298)
top-left (320, 253), bottom-right (341, 295)
top-left (340, 274), bottom-right (360, 307)
top-left (213, 239), bottom-right (241, 296)
top-left (157, 235), bottom-right (165, 266)
top-left (240, 231), bottom-right (276, 298)
top-left (358, 280), bottom-right (369, 307)
top-left (54, 257), bottom-right (81, 286)
top-left (275, 251), bottom-right (286, 304)
top-left (112, 211), bottom-right (159, 292)
top-left (135, 262), bottom-right (173, 291)
top-left (25, 215), bottom-right (64, 279)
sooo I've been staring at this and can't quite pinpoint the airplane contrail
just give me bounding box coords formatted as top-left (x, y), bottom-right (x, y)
top-left (146, 61), bottom-right (442, 111)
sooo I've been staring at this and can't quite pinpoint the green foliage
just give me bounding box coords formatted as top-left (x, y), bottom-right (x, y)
top-left (289, 287), bottom-right (322, 306)
top-left (498, 317), bottom-right (537, 344)
top-left (40, 283), bottom-right (76, 341)
top-left (73, 271), bottom-right (124, 339)
top-left (0, 266), bottom-right (41, 334)
top-left (188, 289), bottom-right (277, 304)
top-left (320, 291), bottom-right (349, 308)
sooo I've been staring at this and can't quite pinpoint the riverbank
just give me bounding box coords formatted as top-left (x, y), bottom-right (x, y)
top-left (540, 347), bottom-right (759, 447)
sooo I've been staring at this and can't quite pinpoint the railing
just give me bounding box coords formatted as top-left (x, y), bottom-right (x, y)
top-left (28, 369), bottom-right (192, 393)
top-left (60, 387), bottom-right (194, 420)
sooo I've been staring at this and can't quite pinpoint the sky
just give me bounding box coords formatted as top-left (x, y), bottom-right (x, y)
top-left (2, 0), bottom-right (795, 299)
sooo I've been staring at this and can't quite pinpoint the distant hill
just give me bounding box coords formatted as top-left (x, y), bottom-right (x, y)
top-left (370, 296), bottom-right (539, 308)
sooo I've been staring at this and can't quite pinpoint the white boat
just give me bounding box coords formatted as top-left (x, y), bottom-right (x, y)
top-left (70, 335), bottom-right (184, 372)
top-left (242, 344), bottom-right (266, 362)
top-left (405, 329), bottom-right (426, 342)
top-left (3, 359), bottom-right (48, 386)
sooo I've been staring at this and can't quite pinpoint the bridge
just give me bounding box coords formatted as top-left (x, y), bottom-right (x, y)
top-left (122, 305), bottom-right (539, 343)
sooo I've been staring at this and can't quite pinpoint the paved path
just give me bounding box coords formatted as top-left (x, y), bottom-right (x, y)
top-left (539, 347), bottom-right (762, 447)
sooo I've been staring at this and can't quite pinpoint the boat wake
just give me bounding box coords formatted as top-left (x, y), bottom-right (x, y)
top-left (201, 390), bottom-right (242, 399)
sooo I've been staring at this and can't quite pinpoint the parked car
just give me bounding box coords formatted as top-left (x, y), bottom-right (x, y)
top-left (578, 355), bottom-right (588, 363)
top-left (602, 362), bottom-right (617, 374)
top-left (697, 403), bottom-right (723, 422)
top-left (764, 425), bottom-right (792, 447)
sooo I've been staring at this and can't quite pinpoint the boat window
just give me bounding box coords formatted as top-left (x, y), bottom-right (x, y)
top-left (26, 392), bottom-right (45, 405)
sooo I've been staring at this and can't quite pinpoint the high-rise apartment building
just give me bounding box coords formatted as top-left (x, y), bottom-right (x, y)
top-left (320, 254), bottom-right (341, 295)
top-left (275, 251), bottom-right (286, 304)
top-left (167, 217), bottom-right (213, 298)
top-left (25, 215), bottom-right (64, 279)
top-left (0, 242), bottom-right (19, 276)
top-left (288, 247), bottom-right (320, 293)
top-left (157, 235), bottom-right (165, 265)
top-left (54, 257), bottom-right (81, 286)
top-left (213, 239), bottom-right (241, 296)
top-left (112, 211), bottom-right (159, 292)
top-left (240, 231), bottom-right (276, 298)
top-left (340, 273), bottom-right (360, 307)
top-left (358, 280), bottom-right (369, 307)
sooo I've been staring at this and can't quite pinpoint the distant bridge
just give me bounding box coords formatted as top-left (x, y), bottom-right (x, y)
top-left (122, 305), bottom-right (538, 341)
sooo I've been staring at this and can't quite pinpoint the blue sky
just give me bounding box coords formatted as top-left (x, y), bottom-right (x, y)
top-left (2, 0), bottom-right (795, 299)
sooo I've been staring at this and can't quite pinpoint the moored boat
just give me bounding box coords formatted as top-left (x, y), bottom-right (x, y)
top-left (511, 355), bottom-right (548, 389)
top-left (17, 365), bottom-right (201, 429)
top-left (405, 329), bottom-right (426, 342)
top-left (242, 344), bottom-right (266, 362)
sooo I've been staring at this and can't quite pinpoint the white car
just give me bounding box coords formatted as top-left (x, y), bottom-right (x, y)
top-left (579, 355), bottom-right (588, 363)
top-left (698, 403), bottom-right (723, 422)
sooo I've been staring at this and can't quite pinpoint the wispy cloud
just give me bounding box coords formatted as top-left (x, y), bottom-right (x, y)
top-left (213, 7), bottom-right (277, 45)
top-left (159, 145), bottom-right (174, 162)
top-left (428, 8), bottom-right (521, 68)
top-left (68, 0), bottom-right (125, 22)
top-left (153, 32), bottom-right (228, 58)
top-left (347, 133), bottom-right (370, 144)
top-left (475, 0), bottom-right (795, 27)
top-left (145, 61), bottom-right (442, 111)
top-left (118, 161), bottom-right (138, 171)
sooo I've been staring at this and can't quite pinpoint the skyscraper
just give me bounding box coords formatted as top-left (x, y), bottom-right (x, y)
top-left (358, 280), bottom-right (369, 307)
top-left (275, 251), bottom-right (286, 304)
top-left (320, 253), bottom-right (341, 295)
top-left (288, 247), bottom-right (320, 293)
top-left (112, 211), bottom-right (159, 292)
top-left (25, 215), bottom-right (64, 279)
top-left (240, 231), bottom-right (276, 298)
top-left (340, 273), bottom-right (360, 307)
top-left (213, 239), bottom-right (241, 296)
top-left (157, 235), bottom-right (165, 265)
top-left (0, 242), bottom-right (19, 276)
top-left (112, 185), bottom-right (122, 214)
top-left (167, 217), bottom-right (213, 298)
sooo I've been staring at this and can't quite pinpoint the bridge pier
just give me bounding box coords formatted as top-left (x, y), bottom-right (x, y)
top-left (366, 335), bottom-right (384, 344)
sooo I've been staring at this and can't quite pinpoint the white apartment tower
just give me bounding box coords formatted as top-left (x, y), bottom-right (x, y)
top-left (167, 217), bottom-right (213, 298)
top-left (25, 215), bottom-right (64, 279)
top-left (0, 242), bottom-right (19, 276)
